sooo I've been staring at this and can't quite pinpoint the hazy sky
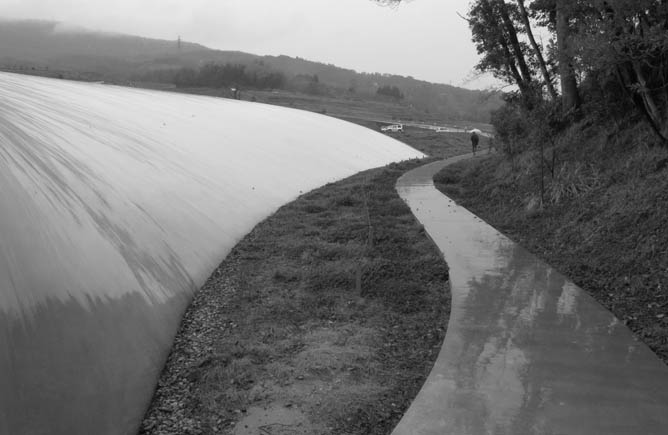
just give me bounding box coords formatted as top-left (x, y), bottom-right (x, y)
top-left (1, 0), bottom-right (498, 89)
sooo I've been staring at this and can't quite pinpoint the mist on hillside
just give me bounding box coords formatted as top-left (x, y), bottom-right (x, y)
top-left (0, 19), bottom-right (502, 123)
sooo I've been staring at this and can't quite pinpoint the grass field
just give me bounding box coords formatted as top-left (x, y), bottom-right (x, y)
top-left (162, 85), bottom-right (493, 134)
top-left (379, 127), bottom-right (491, 159)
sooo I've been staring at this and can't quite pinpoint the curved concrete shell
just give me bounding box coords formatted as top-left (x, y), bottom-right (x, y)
top-left (0, 72), bottom-right (424, 435)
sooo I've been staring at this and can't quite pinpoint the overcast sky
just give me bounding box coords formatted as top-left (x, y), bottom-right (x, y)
top-left (1, 0), bottom-right (498, 89)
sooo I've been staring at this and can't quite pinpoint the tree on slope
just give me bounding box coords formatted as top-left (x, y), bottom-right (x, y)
top-left (373, 0), bottom-right (668, 144)
top-left (573, 0), bottom-right (668, 142)
top-left (468, 0), bottom-right (540, 107)
top-left (516, 0), bottom-right (558, 100)
top-left (531, 0), bottom-right (582, 111)
top-left (375, 0), bottom-right (554, 109)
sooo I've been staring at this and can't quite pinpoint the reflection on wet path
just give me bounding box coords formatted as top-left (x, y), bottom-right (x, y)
top-left (0, 72), bottom-right (424, 435)
top-left (393, 158), bottom-right (668, 435)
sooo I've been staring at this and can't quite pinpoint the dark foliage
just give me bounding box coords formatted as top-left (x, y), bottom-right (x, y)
top-left (483, 0), bottom-right (668, 148)
top-left (171, 62), bottom-right (286, 90)
top-left (376, 85), bottom-right (404, 100)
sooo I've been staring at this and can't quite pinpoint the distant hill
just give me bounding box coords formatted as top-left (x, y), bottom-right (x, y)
top-left (0, 19), bottom-right (501, 123)
top-left (0, 19), bottom-right (205, 60)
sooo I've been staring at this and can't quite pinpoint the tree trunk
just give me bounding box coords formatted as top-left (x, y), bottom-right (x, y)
top-left (540, 137), bottom-right (545, 207)
top-left (555, 0), bottom-right (580, 112)
top-left (499, 39), bottom-right (523, 88)
top-left (617, 64), bottom-right (668, 145)
top-left (499, 35), bottom-right (533, 108)
top-left (476, 0), bottom-right (533, 106)
top-left (516, 0), bottom-right (558, 100)
top-left (632, 61), bottom-right (668, 143)
top-left (496, 0), bottom-right (533, 86)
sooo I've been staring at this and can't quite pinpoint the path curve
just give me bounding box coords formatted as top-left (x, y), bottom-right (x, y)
top-left (393, 156), bottom-right (668, 435)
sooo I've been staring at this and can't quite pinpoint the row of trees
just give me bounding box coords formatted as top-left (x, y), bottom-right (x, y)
top-left (141, 63), bottom-right (409, 100)
top-left (171, 62), bottom-right (286, 90)
top-left (378, 0), bottom-right (668, 144)
top-left (471, 0), bottom-right (668, 143)
top-left (376, 84), bottom-right (405, 99)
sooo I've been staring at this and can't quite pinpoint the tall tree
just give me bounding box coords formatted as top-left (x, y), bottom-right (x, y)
top-left (574, 0), bottom-right (668, 142)
top-left (516, 0), bottom-right (558, 100)
top-left (555, 0), bottom-right (580, 111)
top-left (495, 0), bottom-right (533, 86)
top-left (375, 0), bottom-right (576, 110)
top-left (374, 0), bottom-right (537, 103)
top-left (531, 0), bottom-right (582, 111)
top-left (469, 0), bottom-right (540, 107)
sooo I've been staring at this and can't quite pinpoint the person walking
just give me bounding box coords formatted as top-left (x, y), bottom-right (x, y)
top-left (470, 130), bottom-right (480, 156)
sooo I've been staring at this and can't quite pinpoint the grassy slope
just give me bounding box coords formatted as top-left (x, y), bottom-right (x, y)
top-left (141, 134), bottom-right (470, 434)
top-left (433, 125), bottom-right (668, 363)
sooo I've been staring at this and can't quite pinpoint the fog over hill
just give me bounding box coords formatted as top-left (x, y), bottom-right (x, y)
top-left (0, 19), bottom-right (501, 123)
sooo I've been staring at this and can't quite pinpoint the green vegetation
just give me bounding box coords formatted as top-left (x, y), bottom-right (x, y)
top-left (382, 0), bottom-right (668, 144)
top-left (169, 63), bottom-right (286, 90)
top-left (464, 0), bottom-right (668, 133)
top-left (376, 85), bottom-right (404, 100)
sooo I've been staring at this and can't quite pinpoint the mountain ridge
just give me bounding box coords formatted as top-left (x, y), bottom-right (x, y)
top-left (0, 19), bottom-right (501, 123)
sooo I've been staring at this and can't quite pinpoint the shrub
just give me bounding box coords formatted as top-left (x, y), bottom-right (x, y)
top-left (547, 162), bottom-right (604, 204)
top-left (490, 97), bottom-right (529, 156)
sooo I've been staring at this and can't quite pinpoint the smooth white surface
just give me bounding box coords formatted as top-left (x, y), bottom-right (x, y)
top-left (0, 71), bottom-right (423, 434)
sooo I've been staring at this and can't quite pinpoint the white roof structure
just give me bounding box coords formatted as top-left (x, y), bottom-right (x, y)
top-left (0, 71), bottom-right (424, 435)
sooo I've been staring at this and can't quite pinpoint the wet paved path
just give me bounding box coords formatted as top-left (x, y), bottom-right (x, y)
top-left (393, 156), bottom-right (668, 435)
